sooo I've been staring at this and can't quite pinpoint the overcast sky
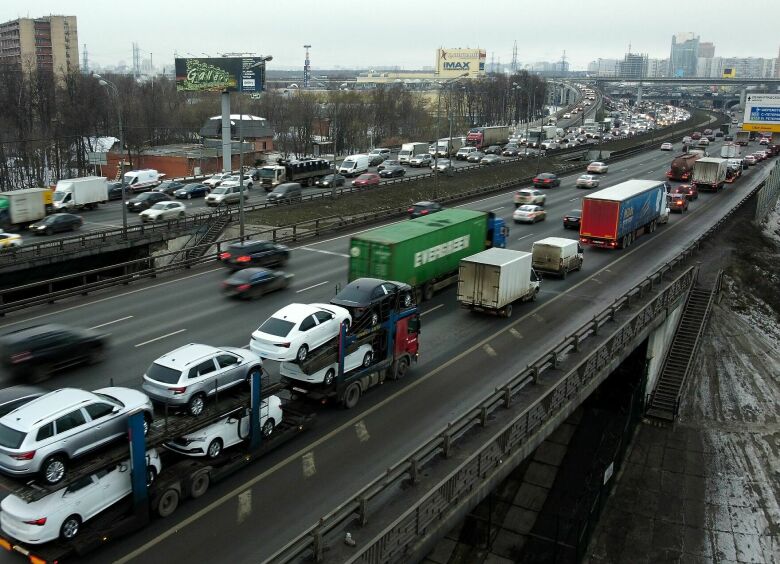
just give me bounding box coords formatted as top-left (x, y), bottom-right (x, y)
top-left (4, 0), bottom-right (779, 71)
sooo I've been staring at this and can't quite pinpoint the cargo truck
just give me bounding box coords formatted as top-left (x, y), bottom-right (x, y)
top-left (457, 248), bottom-right (540, 318)
top-left (435, 137), bottom-right (464, 157)
top-left (259, 158), bottom-right (332, 190)
top-left (466, 126), bottom-right (510, 150)
top-left (579, 179), bottom-right (666, 249)
top-left (398, 142), bottom-right (429, 165)
top-left (691, 157), bottom-right (727, 192)
top-left (348, 208), bottom-right (508, 301)
top-left (666, 152), bottom-right (702, 181)
top-left (735, 130), bottom-right (750, 146)
top-left (52, 176), bottom-right (108, 211)
top-left (531, 237), bottom-right (584, 279)
top-left (720, 143), bottom-right (740, 159)
top-left (0, 188), bottom-right (53, 231)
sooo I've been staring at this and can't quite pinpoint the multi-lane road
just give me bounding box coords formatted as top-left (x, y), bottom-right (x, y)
top-left (0, 136), bottom-right (768, 563)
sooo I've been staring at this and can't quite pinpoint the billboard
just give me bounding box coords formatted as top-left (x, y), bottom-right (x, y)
top-left (435, 48), bottom-right (486, 78)
top-left (722, 67), bottom-right (736, 78)
top-left (743, 93), bottom-right (780, 133)
top-left (175, 57), bottom-right (266, 92)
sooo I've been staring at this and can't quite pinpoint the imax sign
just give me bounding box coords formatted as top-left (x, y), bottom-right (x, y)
top-left (443, 62), bottom-right (470, 71)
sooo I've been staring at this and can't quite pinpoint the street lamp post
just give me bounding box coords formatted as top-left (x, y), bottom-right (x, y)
top-left (95, 75), bottom-right (128, 234)
top-left (433, 72), bottom-right (468, 199)
top-left (535, 82), bottom-right (547, 175)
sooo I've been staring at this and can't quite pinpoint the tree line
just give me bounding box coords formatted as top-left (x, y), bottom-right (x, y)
top-left (0, 64), bottom-right (547, 190)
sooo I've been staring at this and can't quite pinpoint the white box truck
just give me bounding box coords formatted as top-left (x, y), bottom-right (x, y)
top-left (457, 248), bottom-right (540, 318)
top-left (53, 176), bottom-right (108, 211)
top-left (436, 137), bottom-right (464, 157)
top-left (0, 188), bottom-right (51, 230)
top-left (338, 154), bottom-right (369, 177)
top-left (720, 143), bottom-right (740, 159)
top-left (531, 237), bottom-right (584, 279)
top-left (398, 142), bottom-right (429, 165)
top-left (691, 157), bottom-right (727, 192)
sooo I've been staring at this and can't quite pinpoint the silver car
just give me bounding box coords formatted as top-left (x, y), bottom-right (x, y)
top-left (142, 343), bottom-right (263, 416)
top-left (205, 185), bottom-right (248, 207)
top-left (0, 388), bottom-right (153, 484)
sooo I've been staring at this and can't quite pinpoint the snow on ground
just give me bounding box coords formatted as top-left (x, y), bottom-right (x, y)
top-left (760, 198), bottom-right (780, 248)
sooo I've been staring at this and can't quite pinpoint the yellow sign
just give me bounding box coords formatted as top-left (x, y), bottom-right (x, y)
top-left (722, 67), bottom-right (736, 78)
top-left (742, 122), bottom-right (780, 132)
top-left (435, 48), bottom-right (486, 78)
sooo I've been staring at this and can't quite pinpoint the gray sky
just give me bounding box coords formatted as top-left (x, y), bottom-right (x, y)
top-left (4, 0), bottom-right (779, 71)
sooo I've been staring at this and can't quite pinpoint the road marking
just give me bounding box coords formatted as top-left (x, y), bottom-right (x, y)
top-left (490, 206), bottom-right (505, 212)
top-left (517, 235), bottom-right (532, 241)
top-left (302, 452), bottom-right (316, 478)
top-left (569, 197), bottom-right (580, 201)
top-left (532, 313), bottom-right (544, 323)
top-left (591, 278), bottom-right (603, 285)
top-left (421, 304), bottom-right (444, 317)
top-left (298, 246), bottom-right (349, 258)
top-left (295, 281), bottom-right (329, 293)
top-left (482, 344), bottom-right (497, 357)
top-left (355, 420), bottom-right (370, 443)
top-left (134, 329), bottom-right (186, 348)
top-left (510, 328), bottom-right (523, 339)
top-left (85, 221), bottom-right (123, 229)
top-left (237, 490), bottom-right (252, 525)
top-left (88, 315), bottom-right (133, 330)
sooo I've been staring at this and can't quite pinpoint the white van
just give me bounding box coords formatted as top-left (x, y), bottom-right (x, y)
top-left (455, 146), bottom-right (477, 160)
top-left (123, 169), bottom-right (163, 192)
top-left (338, 154), bottom-right (369, 177)
top-left (531, 237), bottom-right (583, 278)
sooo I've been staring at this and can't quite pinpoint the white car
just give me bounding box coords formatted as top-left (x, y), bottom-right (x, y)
top-left (250, 303), bottom-right (352, 362)
top-left (0, 449), bottom-right (161, 544)
top-left (586, 161), bottom-right (608, 174)
top-left (660, 142), bottom-right (673, 151)
top-left (203, 172), bottom-right (230, 188)
top-left (562, 113), bottom-right (572, 119)
top-left (139, 201), bottom-right (186, 223)
top-left (514, 189), bottom-right (546, 206)
top-left (280, 344), bottom-right (374, 386)
top-left (219, 174), bottom-right (253, 190)
top-left (0, 231), bottom-right (22, 249)
top-left (165, 398), bottom-right (283, 458)
top-left (431, 159), bottom-right (452, 172)
top-left (513, 205), bottom-right (546, 224)
top-left (576, 174), bottom-right (600, 188)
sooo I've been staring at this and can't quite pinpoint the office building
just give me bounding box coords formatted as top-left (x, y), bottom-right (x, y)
top-left (617, 52), bottom-right (648, 79)
top-left (669, 32), bottom-right (699, 77)
top-left (697, 42), bottom-right (715, 58)
top-left (0, 15), bottom-right (78, 74)
top-left (587, 58), bottom-right (619, 77)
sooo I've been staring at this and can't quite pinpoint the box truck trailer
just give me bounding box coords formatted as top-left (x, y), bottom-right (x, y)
top-left (53, 176), bottom-right (108, 211)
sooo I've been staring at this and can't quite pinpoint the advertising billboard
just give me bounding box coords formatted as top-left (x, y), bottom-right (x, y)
top-left (742, 93), bottom-right (780, 133)
top-left (435, 48), bottom-right (486, 78)
top-left (175, 57), bottom-right (266, 92)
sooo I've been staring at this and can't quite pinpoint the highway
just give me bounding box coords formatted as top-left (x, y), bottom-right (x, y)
top-left (0, 136), bottom-right (767, 563)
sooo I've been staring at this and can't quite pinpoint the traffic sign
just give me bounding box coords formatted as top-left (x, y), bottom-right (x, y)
top-left (743, 93), bottom-right (780, 132)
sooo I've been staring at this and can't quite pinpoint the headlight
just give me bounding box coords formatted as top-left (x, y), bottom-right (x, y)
top-left (188, 436), bottom-right (207, 443)
top-left (37, 225), bottom-right (46, 230)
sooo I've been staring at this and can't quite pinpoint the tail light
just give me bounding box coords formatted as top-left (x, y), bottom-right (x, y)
top-left (23, 518), bottom-right (47, 526)
top-left (275, 342), bottom-right (291, 348)
top-left (10, 351), bottom-right (32, 364)
top-left (219, 252), bottom-right (231, 260)
top-left (420, 210), bottom-right (429, 215)
top-left (170, 387), bottom-right (187, 395)
top-left (407, 208), bottom-right (414, 213)
top-left (236, 255), bottom-right (251, 263)
top-left (237, 284), bottom-right (251, 292)
top-left (11, 451), bottom-right (36, 460)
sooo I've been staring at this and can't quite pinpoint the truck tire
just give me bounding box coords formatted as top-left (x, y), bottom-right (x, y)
top-left (342, 382), bottom-right (361, 409)
top-left (423, 283), bottom-right (435, 301)
top-left (561, 267), bottom-right (567, 280)
top-left (189, 470), bottom-right (210, 499)
top-left (157, 487), bottom-right (180, 517)
top-left (390, 356), bottom-right (410, 380)
top-left (503, 304), bottom-right (513, 318)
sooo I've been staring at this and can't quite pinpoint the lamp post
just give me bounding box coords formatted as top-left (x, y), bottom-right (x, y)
top-left (238, 55), bottom-right (273, 240)
top-left (95, 75), bottom-right (128, 234)
top-left (535, 81), bottom-right (547, 175)
top-left (433, 72), bottom-right (468, 198)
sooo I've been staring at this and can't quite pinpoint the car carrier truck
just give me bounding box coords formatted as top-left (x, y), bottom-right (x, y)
top-left (579, 179), bottom-right (666, 249)
top-left (348, 208), bottom-right (508, 302)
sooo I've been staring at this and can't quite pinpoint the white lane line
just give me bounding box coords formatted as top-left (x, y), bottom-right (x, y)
top-left (421, 304), bottom-right (444, 317)
top-left (88, 315), bottom-right (133, 330)
top-left (298, 246), bottom-right (349, 258)
top-left (569, 197), bottom-right (580, 201)
top-left (517, 234), bottom-right (532, 241)
top-left (134, 329), bottom-right (186, 348)
top-left (85, 221), bottom-right (122, 229)
top-left (295, 281), bottom-right (329, 293)
top-left (491, 206), bottom-right (505, 212)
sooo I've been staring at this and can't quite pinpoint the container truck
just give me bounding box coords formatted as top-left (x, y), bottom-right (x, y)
top-left (348, 208), bottom-right (508, 301)
top-left (691, 157), bottom-right (727, 192)
top-left (579, 179), bottom-right (666, 249)
top-left (542, 125), bottom-right (558, 140)
top-left (466, 126), bottom-right (509, 150)
top-left (435, 137), bottom-right (464, 157)
top-left (0, 188), bottom-right (53, 231)
top-left (735, 130), bottom-right (750, 146)
top-left (457, 248), bottom-right (540, 318)
top-left (259, 158), bottom-right (332, 190)
top-left (525, 129), bottom-right (544, 148)
top-left (52, 176), bottom-right (108, 211)
top-left (720, 143), bottom-right (740, 159)
top-left (666, 152), bottom-right (702, 181)
top-left (398, 142), bottom-right (429, 165)
top-left (531, 237), bottom-right (584, 279)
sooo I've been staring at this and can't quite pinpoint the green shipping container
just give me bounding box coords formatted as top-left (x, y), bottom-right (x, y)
top-left (348, 209), bottom-right (488, 286)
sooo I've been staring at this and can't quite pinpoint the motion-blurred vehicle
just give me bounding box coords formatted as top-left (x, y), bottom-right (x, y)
top-left (174, 183), bottom-right (210, 199)
top-left (586, 161), bottom-right (609, 174)
top-left (576, 174), bottom-right (600, 188)
top-left (222, 268), bottom-right (292, 299)
top-left (126, 191), bottom-right (170, 212)
top-left (315, 174), bottom-right (346, 188)
top-left (219, 240), bottom-right (289, 270)
top-left (668, 194), bottom-right (689, 212)
top-left (563, 209), bottom-right (582, 230)
top-left (514, 189), bottom-right (546, 207)
top-left (352, 173), bottom-right (381, 187)
top-left (29, 213), bottom-right (82, 235)
top-left (513, 205), bottom-right (547, 224)
top-left (671, 184), bottom-right (698, 201)
top-left (660, 142), bottom-right (673, 151)
top-left (466, 151), bottom-right (485, 163)
top-left (533, 173), bottom-right (560, 188)
top-left (480, 154), bottom-right (501, 165)
top-left (0, 231), bottom-right (22, 249)
top-left (408, 201), bottom-right (443, 218)
top-left (153, 180), bottom-right (186, 195)
top-left (378, 165), bottom-right (406, 178)
top-left (139, 201), bottom-right (187, 223)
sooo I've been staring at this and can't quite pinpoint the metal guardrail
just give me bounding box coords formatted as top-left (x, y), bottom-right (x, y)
top-left (263, 161), bottom-right (774, 563)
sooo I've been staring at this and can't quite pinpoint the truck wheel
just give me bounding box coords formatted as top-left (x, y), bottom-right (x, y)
top-left (503, 304), bottom-right (513, 318)
top-left (342, 382), bottom-right (361, 409)
top-left (190, 471), bottom-right (210, 499)
top-left (157, 488), bottom-right (180, 517)
top-left (561, 268), bottom-right (567, 280)
top-left (423, 283), bottom-right (435, 301)
top-left (393, 357), bottom-right (410, 380)
top-left (323, 368), bottom-right (335, 386)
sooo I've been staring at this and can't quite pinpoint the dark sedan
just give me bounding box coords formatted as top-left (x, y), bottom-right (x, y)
top-left (315, 174), bottom-right (346, 188)
top-left (222, 268), bottom-right (292, 300)
top-left (153, 180), bottom-right (187, 195)
top-left (379, 165), bottom-right (406, 178)
top-left (368, 154), bottom-right (386, 167)
top-left (29, 213), bottom-right (82, 235)
top-left (563, 209), bottom-right (582, 230)
top-left (330, 278), bottom-right (414, 326)
top-left (484, 145), bottom-right (502, 155)
top-left (408, 201), bottom-right (443, 219)
top-left (219, 239), bottom-right (289, 270)
top-left (466, 151), bottom-right (485, 163)
top-left (174, 183), bottom-right (211, 199)
top-left (0, 324), bottom-right (107, 381)
top-left (107, 181), bottom-right (131, 201)
top-left (377, 160), bottom-right (401, 173)
top-left (533, 173), bottom-right (561, 188)
top-left (672, 184), bottom-right (698, 201)
top-left (126, 191), bottom-right (171, 212)
top-left (502, 146), bottom-right (521, 157)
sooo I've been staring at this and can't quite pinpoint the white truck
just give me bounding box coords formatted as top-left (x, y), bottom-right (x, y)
top-left (542, 126), bottom-right (558, 140)
top-left (0, 188), bottom-right (51, 230)
top-left (398, 142), bottom-right (429, 165)
top-left (720, 143), bottom-right (740, 159)
top-left (457, 248), bottom-right (540, 318)
top-left (338, 154), bottom-right (369, 177)
top-left (123, 169), bottom-right (162, 192)
top-left (531, 237), bottom-right (584, 279)
top-left (691, 157), bottom-right (727, 192)
top-left (53, 176), bottom-right (108, 211)
top-left (435, 137), bottom-right (464, 157)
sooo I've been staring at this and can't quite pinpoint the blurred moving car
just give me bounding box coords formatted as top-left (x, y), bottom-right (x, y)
top-left (514, 189), bottom-right (546, 207)
top-left (352, 173), bottom-right (381, 187)
top-left (513, 205), bottom-right (547, 224)
top-left (533, 173), bottom-right (560, 188)
top-left (743, 154), bottom-right (757, 166)
top-left (576, 174), bottom-right (599, 188)
top-left (431, 159), bottom-right (453, 172)
top-left (586, 161), bottom-right (608, 174)
top-left (466, 151), bottom-right (485, 163)
top-left (139, 201), bottom-right (187, 223)
top-left (660, 142), bottom-right (673, 151)
top-left (379, 165), bottom-right (405, 178)
top-left (409, 154), bottom-right (432, 167)
top-left (376, 160), bottom-right (400, 173)
top-left (222, 268), bottom-right (292, 299)
top-left (174, 183), bottom-right (210, 199)
top-left (153, 180), bottom-right (186, 195)
top-left (480, 154), bottom-right (501, 165)
top-left (265, 183), bottom-right (301, 204)
top-left (671, 184), bottom-right (698, 201)
top-left (668, 194), bottom-right (689, 212)
top-left (315, 174), bottom-right (346, 188)
top-left (408, 201), bottom-right (443, 218)
top-left (126, 191), bottom-right (170, 212)
top-left (484, 145), bottom-right (502, 155)
top-left (219, 240), bottom-right (289, 270)
top-left (107, 181), bottom-right (131, 201)
top-left (0, 231), bottom-right (22, 249)
top-left (29, 213), bottom-right (82, 235)
top-left (563, 209), bottom-right (582, 230)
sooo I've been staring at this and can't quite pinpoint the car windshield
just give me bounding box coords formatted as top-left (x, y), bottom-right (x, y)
top-left (518, 205), bottom-right (535, 212)
top-left (146, 362), bottom-right (183, 384)
top-left (334, 285), bottom-right (372, 304)
top-left (413, 154), bottom-right (427, 159)
top-left (213, 187), bottom-right (228, 194)
top-left (258, 317), bottom-right (295, 337)
top-left (53, 191), bottom-right (67, 201)
top-left (0, 423), bottom-right (26, 449)
top-left (138, 193), bottom-right (153, 200)
top-left (150, 203), bottom-right (167, 210)
top-left (228, 269), bottom-right (259, 283)
top-left (94, 392), bottom-right (123, 408)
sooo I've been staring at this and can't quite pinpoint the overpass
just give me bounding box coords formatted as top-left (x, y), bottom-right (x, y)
top-left (546, 76), bottom-right (780, 87)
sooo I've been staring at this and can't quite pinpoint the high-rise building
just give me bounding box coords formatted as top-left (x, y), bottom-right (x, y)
top-left (617, 52), bottom-right (648, 79)
top-left (587, 58), bottom-right (619, 77)
top-left (697, 42), bottom-right (715, 58)
top-left (669, 32), bottom-right (699, 77)
top-left (0, 15), bottom-right (78, 75)
top-left (775, 46), bottom-right (780, 78)
top-left (646, 58), bottom-right (668, 78)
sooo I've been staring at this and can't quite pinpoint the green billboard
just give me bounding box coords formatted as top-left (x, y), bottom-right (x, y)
top-left (174, 57), bottom-right (266, 93)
